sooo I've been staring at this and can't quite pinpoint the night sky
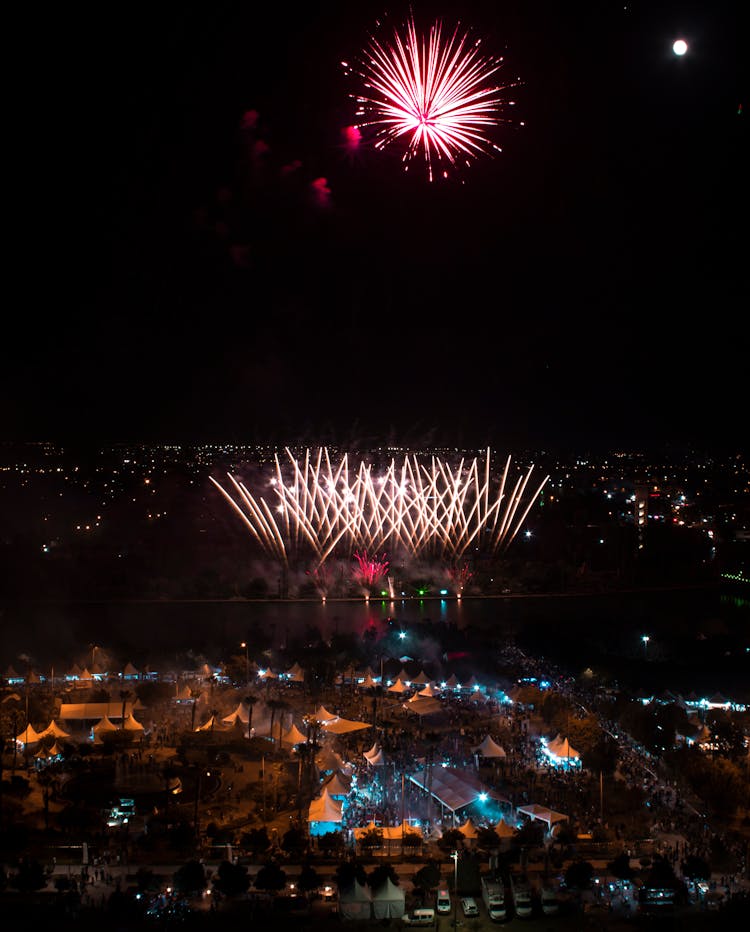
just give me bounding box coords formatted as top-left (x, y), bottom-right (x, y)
top-left (8, 1), bottom-right (746, 454)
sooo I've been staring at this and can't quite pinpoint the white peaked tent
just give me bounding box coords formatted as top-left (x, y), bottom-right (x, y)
top-left (547, 735), bottom-right (581, 760)
top-left (315, 705), bottom-right (338, 723)
top-left (445, 673), bottom-right (459, 688)
top-left (307, 787), bottom-right (343, 831)
top-left (418, 682), bottom-right (439, 697)
top-left (38, 720), bottom-right (71, 740)
top-left (457, 818), bottom-right (478, 840)
top-left (338, 880), bottom-right (372, 920)
top-left (387, 678), bottom-right (408, 694)
top-left (323, 770), bottom-right (353, 797)
top-left (465, 675), bottom-right (481, 690)
top-left (361, 673), bottom-right (378, 689)
top-left (15, 723), bottom-right (43, 746)
top-left (473, 734), bottom-right (507, 759)
top-left (176, 684), bottom-right (193, 701)
top-left (494, 818), bottom-right (517, 838)
top-left (258, 668), bottom-right (277, 680)
top-left (222, 704), bottom-right (248, 725)
top-left (364, 746), bottom-right (386, 766)
top-left (317, 745), bottom-right (345, 773)
top-left (285, 662), bottom-right (305, 682)
top-left (122, 662), bottom-right (140, 678)
top-left (92, 716), bottom-right (118, 742)
top-left (411, 670), bottom-right (431, 684)
top-left (122, 713), bottom-right (145, 732)
top-left (47, 741), bottom-right (64, 757)
top-left (396, 667), bottom-right (411, 682)
top-left (283, 723), bottom-right (308, 746)
top-left (371, 878), bottom-right (405, 919)
top-left (324, 716), bottom-right (370, 735)
top-left (195, 715), bottom-right (221, 732)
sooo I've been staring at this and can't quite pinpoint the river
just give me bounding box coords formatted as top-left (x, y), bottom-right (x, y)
top-left (1, 584), bottom-right (747, 699)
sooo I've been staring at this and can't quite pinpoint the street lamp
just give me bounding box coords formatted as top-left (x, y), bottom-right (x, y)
top-left (241, 642), bottom-right (249, 686)
top-left (451, 850), bottom-right (458, 927)
top-left (642, 635), bottom-right (650, 659)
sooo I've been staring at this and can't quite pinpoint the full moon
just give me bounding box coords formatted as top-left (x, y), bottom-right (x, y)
top-left (672, 39), bottom-right (688, 56)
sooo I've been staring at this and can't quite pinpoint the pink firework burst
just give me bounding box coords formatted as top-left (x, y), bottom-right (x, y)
top-left (353, 550), bottom-right (390, 587)
top-left (346, 14), bottom-right (518, 180)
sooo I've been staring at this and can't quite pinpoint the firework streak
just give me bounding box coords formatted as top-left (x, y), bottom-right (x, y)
top-left (210, 449), bottom-right (548, 570)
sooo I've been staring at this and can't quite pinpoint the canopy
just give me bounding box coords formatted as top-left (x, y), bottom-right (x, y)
top-left (411, 670), bottom-right (431, 684)
top-left (364, 748), bottom-right (386, 766)
top-left (546, 735), bottom-right (580, 760)
top-left (323, 771), bottom-right (353, 796)
top-left (16, 723), bottom-right (43, 745)
top-left (445, 674), bottom-right (459, 688)
top-left (323, 716), bottom-right (370, 735)
top-left (371, 878), bottom-right (405, 920)
top-left (338, 880), bottom-right (372, 920)
top-left (457, 818), bottom-right (478, 838)
top-left (284, 723), bottom-right (308, 746)
top-left (59, 701), bottom-right (134, 721)
top-left (317, 746), bottom-right (345, 773)
top-left (195, 715), bottom-right (221, 732)
top-left (361, 673), bottom-right (378, 688)
top-left (92, 715), bottom-right (118, 733)
top-left (407, 766), bottom-right (509, 813)
top-left (122, 662), bottom-right (140, 677)
top-left (285, 662), bottom-right (305, 682)
top-left (403, 697), bottom-right (443, 716)
top-left (472, 734), bottom-right (507, 759)
top-left (315, 705), bottom-right (338, 723)
top-left (418, 682), bottom-right (439, 697)
top-left (517, 804), bottom-right (568, 829)
top-left (307, 787), bottom-right (343, 823)
top-left (122, 713), bottom-right (144, 732)
top-left (38, 720), bottom-right (71, 740)
top-left (387, 678), bottom-right (408, 694)
top-left (494, 818), bottom-right (517, 837)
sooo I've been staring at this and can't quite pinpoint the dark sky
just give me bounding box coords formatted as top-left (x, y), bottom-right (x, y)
top-left (7, 1), bottom-right (746, 454)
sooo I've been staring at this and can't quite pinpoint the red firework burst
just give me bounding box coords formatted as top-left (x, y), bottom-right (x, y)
top-left (353, 550), bottom-right (390, 586)
top-left (345, 14), bottom-right (518, 180)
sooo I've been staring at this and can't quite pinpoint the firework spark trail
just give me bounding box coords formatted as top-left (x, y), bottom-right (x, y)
top-left (211, 448), bottom-right (548, 569)
top-left (348, 14), bottom-right (517, 180)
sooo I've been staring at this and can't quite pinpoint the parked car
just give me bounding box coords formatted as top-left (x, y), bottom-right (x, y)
top-left (436, 889), bottom-right (451, 914)
top-left (461, 897), bottom-right (479, 917)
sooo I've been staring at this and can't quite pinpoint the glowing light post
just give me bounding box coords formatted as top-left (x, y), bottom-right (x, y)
top-left (642, 635), bottom-right (650, 660)
top-left (451, 850), bottom-right (459, 927)
top-left (240, 642), bottom-right (249, 686)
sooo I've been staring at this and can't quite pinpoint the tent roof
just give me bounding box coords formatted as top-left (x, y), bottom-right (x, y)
top-left (324, 716), bottom-right (370, 734)
top-left (307, 787), bottom-right (343, 823)
top-left (323, 771), bottom-right (353, 796)
top-left (472, 734), bottom-right (507, 758)
top-left (445, 674), bottom-right (459, 687)
top-left (195, 715), bottom-right (220, 732)
top-left (39, 720), bottom-right (71, 740)
top-left (59, 702), bottom-right (134, 721)
top-left (284, 723), bottom-right (308, 745)
top-left (315, 705), bottom-right (338, 723)
top-left (547, 736), bottom-right (580, 759)
top-left (122, 713), bottom-right (144, 731)
top-left (517, 804), bottom-right (568, 827)
top-left (418, 682), bottom-right (439, 697)
top-left (365, 748), bottom-right (386, 766)
top-left (494, 818), bottom-right (517, 837)
top-left (407, 766), bottom-right (509, 813)
top-left (403, 697), bottom-right (443, 716)
top-left (123, 662), bottom-right (139, 675)
top-left (338, 880), bottom-right (372, 902)
top-left (371, 877), bottom-right (405, 901)
top-left (316, 746), bottom-right (345, 772)
top-left (457, 818), bottom-right (478, 838)
top-left (92, 715), bottom-right (118, 732)
top-left (387, 678), bottom-right (408, 693)
top-left (16, 723), bottom-right (44, 744)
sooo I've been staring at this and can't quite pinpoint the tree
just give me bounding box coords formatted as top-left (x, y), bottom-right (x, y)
top-left (213, 860), bottom-right (251, 897)
top-left (564, 860), bottom-right (593, 891)
top-left (173, 859), bottom-right (206, 894)
top-left (244, 694), bottom-right (258, 736)
top-left (335, 860), bottom-right (368, 891)
top-left (681, 854), bottom-right (710, 881)
top-left (281, 825), bottom-right (307, 858)
top-left (359, 826), bottom-right (384, 853)
top-left (254, 860), bottom-right (287, 893)
top-left (242, 826), bottom-right (270, 856)
top-left (368, 862), bottom-right (400, 892)
top-left (413, 860), bottom-right (441, 895)
top-left (11, 857), bottom-right (47, 892)
top-left (437, 828), bottom-right (465, 852)
top-left (297, 862), bottom-right (321, 895)
top-left (607, 852), bottom-right (634, 880)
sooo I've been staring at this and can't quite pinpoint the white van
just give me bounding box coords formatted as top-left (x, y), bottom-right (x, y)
top-left (404, 908), bottom-right (436, 925)
top-left (436, 889), bottom-right (451, 914)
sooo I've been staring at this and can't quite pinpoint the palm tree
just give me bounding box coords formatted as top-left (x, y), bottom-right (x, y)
top-left (267, 698), bottom-right (290, 751)
top-left (119, 689), bottom-right (131, 729)
top-left (244, 694), bottom-right (258, 738)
